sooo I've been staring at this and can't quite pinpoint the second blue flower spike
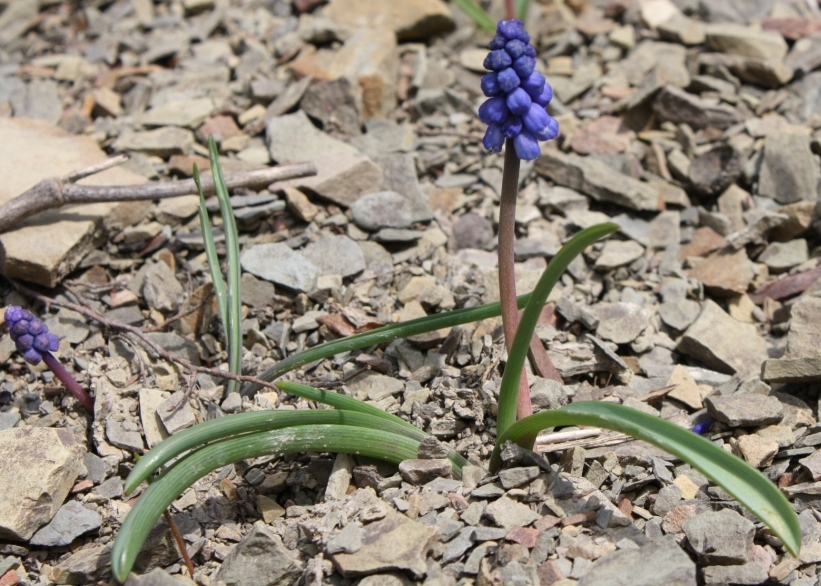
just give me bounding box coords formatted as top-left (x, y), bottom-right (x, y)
top-left (478, 19), bottom-right (559, 160)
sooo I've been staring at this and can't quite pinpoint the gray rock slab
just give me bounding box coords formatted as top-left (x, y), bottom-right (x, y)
top-left (706, 393), bottom-right (783, 427)
top-left (758, 133), bottom-right (819, 204)
top-left (241, 242), bottom-right (319, 293)
top-left (140, 97), bottom-right (214, 129)
top-left (758, 239), bottom-right (808, 273)
top-left (398, 459), bottom-right (451, 484)
top-left (0, 427), bottom-right (83, 540)
top-left (658, 299), bottom-right (701, 331)
top-left (483, 496), bottom-right (541, 529)
top-left (702, 562), bottom-right (769, 585)
top-left (591, 302), bottom-right (652, 345)
top-left (303, 234), bottom-right (365, 278)
top-left (30, 501), bottom-right (102, 547)
top-left (0, 118), bottom-right (148, 288)
top-left (682, 509), bottom-right (753, 564)
top-left (269, 152), bottom-right (383, 208)
top-left (142, 261), bottom-right (184, 313)
top-left (578, 535), bottom-right (696, 586)
top-left (216, 522), bottom-right (304, 586)
top-left (114, 127), bottom-right (194, 157)
top-left (157, 392), bottom-right (196, 435)
top-left (330, 509), bottom-right (439, 578)
top-left (677, 300), bottom-right (770, 378)
top-left (266, 110), bottom-right (359, 164)
top-left (351, 191), bottom-right (413, 231)
top-left (536, 150), bottom-right (662, 211)
top-left (653, 85), bottom-right (742, 129)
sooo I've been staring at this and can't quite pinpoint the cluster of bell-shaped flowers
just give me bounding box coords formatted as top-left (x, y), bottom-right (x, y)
top-left (5, 306), bottom-right (60, 365)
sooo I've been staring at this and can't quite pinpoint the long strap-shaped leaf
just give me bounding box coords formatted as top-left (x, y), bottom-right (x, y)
top-left (193, 165), bottom-right (228, 330)
top-left (491, 401), bottom-right (801, 556)
top-left (207, 138), bottom-right (243, 395)
top-left (453, 0), bottom-right (496, 31)
top-left (125, 408), bottom-right (466, 495)
top-left (496, 223), bottom-right (619, 436)
top-left (112, 425), bottom-right (423, 582)
top-left (246, 293), bottom-right (533, 393)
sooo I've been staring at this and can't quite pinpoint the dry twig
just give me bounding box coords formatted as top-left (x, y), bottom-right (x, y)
top-left (0, 155), bottom-right (317, 234)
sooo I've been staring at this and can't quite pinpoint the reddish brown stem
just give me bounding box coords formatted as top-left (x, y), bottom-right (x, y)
top-left (41, 351), bottom-right (94, 413)
top-left (498, 141), bottom-right (533, 420)
top-left (506, 0), bottom-right (516, 20)
top-left (164, 510), bottom-right (196, 578)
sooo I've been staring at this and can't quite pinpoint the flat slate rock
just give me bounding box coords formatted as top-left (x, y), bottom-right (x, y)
top-left (676, 300), bottom-right (770, 377)
top-left (578, 535), bottom-right (696, 586)
top-left (215, 522), bottom-right (304, 586)
top-left (0, 118), bottom-right (148, 287)
top-left (241, 242), bottom-right (320, 292)
top-left (30, 501), bottom-right (102, 547)
top-left (705, 393), bottom-right (783, 427)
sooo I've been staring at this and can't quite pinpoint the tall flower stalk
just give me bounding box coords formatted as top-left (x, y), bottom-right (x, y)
top-left (478, 19), bottom-right (560, 419)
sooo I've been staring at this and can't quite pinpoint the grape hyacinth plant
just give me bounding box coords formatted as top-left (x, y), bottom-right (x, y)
top-left (4, 306), bottom-right (94, 413)
top-left (479, 19), bottom-right (563, 429)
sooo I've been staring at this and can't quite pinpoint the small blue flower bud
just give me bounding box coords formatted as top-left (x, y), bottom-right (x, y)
top-left (22, 348), bottom-right (41, 365)
top-left (483, 49), bottom-right (512, 72)
top-left (512, 55), bottom-right (536, 79)
top-left (521, 71), bottom-right (546, 96)
top-left (513, 129), bottom-right (541, 160)
top-left (489, 34), bottom-right (507, 50)
top-left (497, 19), bottom-right (526, 42)
top-left (483, 124), bottom-right (505, 153)
top-left (478, 96), bottom-right (509, 124)
top-left (506, 87), bottom-right (532, 116)
top-left (525, 45), bottom-right (536, 58)
top-left (532, 82), bottom-right (554, 107)
top-left (481, 73), bottom-right (502, 97)
top-left (505, 39), bottom-right (527, 60)
top-left (502, 116), bottom-right (523, 138)
top-left (17, 334), bottom-right (33, 351)
top-left (496, 68), bottom-right (520, 93)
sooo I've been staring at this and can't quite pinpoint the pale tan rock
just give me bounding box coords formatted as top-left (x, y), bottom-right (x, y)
top-left (257, 495), bottom-right (285, 522)
top-left (320, 0), bottom-right (453, 41)
top-left (139, 387), bottom-right (170, 449)
top-left (666, 365), bottom-right (702, 410)
top-left (672, 475), bottom-right (700, 500)
top-left (706, 23), bottom-right (788, 61)
top-left (640, 0), bottom-right (679, 29)
top-left (0, 118), bottom-right (149, 287)
top-left (284, 187), bottom-right (319, 222)
top-left (728, 294), bottom-right (757, 323)
top-left (0, 427), bottom-right (84, 540)
top-left (735, 434), bottom-right (778, 468)
top-left (686, 247), bottom-right (755, 297)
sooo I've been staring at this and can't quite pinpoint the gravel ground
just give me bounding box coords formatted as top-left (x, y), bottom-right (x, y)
top-left (1, 0), bottom-right (821, 585)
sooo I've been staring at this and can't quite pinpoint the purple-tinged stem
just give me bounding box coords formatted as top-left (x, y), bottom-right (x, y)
top-left (41, 352), bottom-right (94, 414)
top-left (505, 0), bottom-right (515, 20)
top-left (498, 140), bottom-right (533, 421)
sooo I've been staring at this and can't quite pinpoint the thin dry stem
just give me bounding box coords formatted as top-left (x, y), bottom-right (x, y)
top-left (0, 157), bottom-right (317, 234)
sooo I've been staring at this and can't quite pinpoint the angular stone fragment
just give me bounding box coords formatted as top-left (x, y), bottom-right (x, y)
top-left (761, 296), bottom-right (821, 383)
top-left (735, 434), bottom-right (778, 468)
top-left (0, 428), bottom-right (84, 540)
top-left (115, 127), bottom-right (194, 156)
top-left (705, 394), bottom-right (783, 427)
top-left (303, 234), bottom-right (365, 278)
top-left (686, 248), bottom-right (755, 297)
top-left (653, 85), bottom-right (741, 129)
top-left (665, 364), bottom-right (703, 410)
top-left (240, 243), bottom-right (319, 292)
top-left (706, 23), bottom-right (788, 60)
top-left (50, 544), bottom-right (111, 585)
top-left (320, 0), bottom-right (454, 41)
top-left (215, 522), bottom-right (304, 586)
top-left (140, 97), bottom-right (214, 129)
top-left (351, 191), bottom-right (413, 231)
top-left (0, 118), bottom-right (148, 287)
top-left (398, 459), bottom-right (451, 484)
top-left (682, 509), bottom-right (753, 564)
top-left (677, 300), bottom-right (769, 377)
top-left (269, 152), bottom-right (383, 208)
top-left (30, 501), bottom-right (102, 547)
top-left (758, 133), bottom-right (819, 204)
top-left (330, 505), bottom-right (439, 577)
top-left (267, 110), bottom-right (359, 164)
top-left (484, 496), bottom-right (541, 530)
top-left (595, 240), bottom-right (645, 270)
top-left (659, 299), bottom-right (701, 332)
top-left (701, 563), bottom-right (768, 585)
top-left (758, 239), bottom-right (808, 272)
top-left (579, 535), bottom-right (696, 586)
top-left (590, 303), bottom-right (652, 345)
top-left (535, 150), bottom-right (662, 212)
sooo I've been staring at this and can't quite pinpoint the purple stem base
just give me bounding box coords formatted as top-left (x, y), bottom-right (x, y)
top-left (42, 352), bottom-right (94, 414)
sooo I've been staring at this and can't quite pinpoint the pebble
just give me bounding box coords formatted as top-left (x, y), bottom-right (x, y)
top-left (30, 501), bottom-right (102, 547)
top-left (240, 242), bottom-right (319, 293)
top-left (215, 522), bottom-right (304, 586)
top-left (351, 191), bottom-right (414, 231)
top-left (705, 393), bottom-right (784, 427)
top-left (683, 509), bottom-right (754, 565)
top-left (303, 234), bottom-right (366, 278)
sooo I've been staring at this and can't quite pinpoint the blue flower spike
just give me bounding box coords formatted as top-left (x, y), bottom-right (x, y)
top-left (4, 306), bottom-right (94, 413)
top-left (479, 19), bottom-right (559, 160)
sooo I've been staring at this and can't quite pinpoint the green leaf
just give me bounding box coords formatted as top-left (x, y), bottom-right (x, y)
top-left (125, 408), bottom-right (466, 495)
top-left (206, 137), bottom-right (242, 394)
top-left (496, 223), bottom-right (619, 437)
top-left (277, 381), bottom-right (469, 470)
top-left (112, 425), bottom-right (425, 582)
top-left (452, 0), bottom-right (496, 31)
top-left (248, 293), bottom-right (538, 394)
top-left (193, 164), bottom-right (228, 331)
top-left (491, 401), bottom-right (801, 556)
top-left (516, 0), bottom-right (532, 20)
